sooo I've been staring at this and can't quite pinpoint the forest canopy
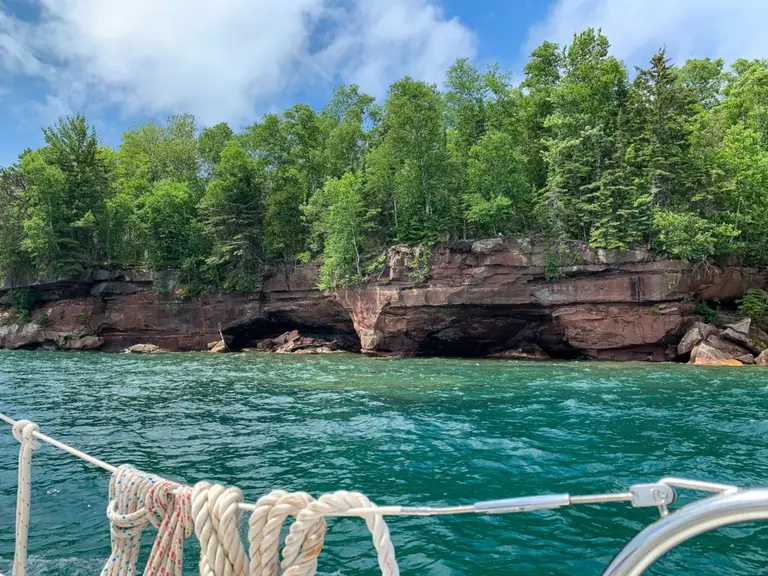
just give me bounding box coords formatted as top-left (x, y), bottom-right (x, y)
top-left (1, 29), bottom-right (767, 291)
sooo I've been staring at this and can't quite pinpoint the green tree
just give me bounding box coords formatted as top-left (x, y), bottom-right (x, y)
top-left (117, 114), bottom-right (200, 196)
top-left (321, 85), bottom-right (376, 178)
top-left (198, 122), bottom-right (234, 175)
top-left (311, 173), bottom-right (376, 289)
top-left (445, 59), bottom-right (487, 159)
top-left (653, 209), bottom-right (738, 261)
top-left (138, 180), bottom-right (198, 269)
top-left (522, 41), bottom-right (561, 192)
top-left (539, 29), bottom-right (629, 241)
top-left (20, 115), bottom-right (110, 274)
top-left (465, 131), bottom-right (531, 235)
top-left (625, 49), bottom-right (697, 214)
top-left (365, 77), bottom-right (457, 243)
top-left (679, 57), bottom-right (725, 110)
top-left (0, 164), bottom-right (32, 284)
top-left (201, 142), bottom-right (264, 291)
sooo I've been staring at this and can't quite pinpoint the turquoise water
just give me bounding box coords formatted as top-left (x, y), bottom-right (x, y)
top-left (1, 352), bottom-right (768, 575)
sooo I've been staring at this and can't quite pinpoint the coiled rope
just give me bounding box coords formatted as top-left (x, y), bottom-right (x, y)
top-left (0, 413), bottom-right (400, 575)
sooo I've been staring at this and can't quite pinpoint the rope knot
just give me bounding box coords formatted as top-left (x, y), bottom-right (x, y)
top-left (12, 420), bottom-right (40, 450)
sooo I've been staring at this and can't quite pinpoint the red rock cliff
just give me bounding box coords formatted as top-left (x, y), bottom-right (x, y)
top-left (0, 239), bottom-right (764, 359)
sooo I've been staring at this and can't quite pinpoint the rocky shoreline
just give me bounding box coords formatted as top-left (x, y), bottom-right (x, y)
top-left (1, 239), bottom-right (766, 363)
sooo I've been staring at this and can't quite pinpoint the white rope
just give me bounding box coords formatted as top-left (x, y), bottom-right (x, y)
top-left (102, 465), bottom-right (155, 576)
top-left (1, 414), bottom-right (403, 576)
top-left (248, 490), bottom-right (324, 576)
top-left (12, 420), bottom-right (40, 576)
top-left (282, 491), bottom-right (398, 576)
top-left (192, 482), bottom-right (249, 576)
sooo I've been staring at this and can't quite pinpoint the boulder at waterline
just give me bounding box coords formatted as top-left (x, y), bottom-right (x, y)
top-left (246, 331), bottom-right (341, 354)
top-left (209, 340), bottom-right (227, 353)
top-left (689, 343), bottom-right (743, 366)
top-left (757, 350), bottom-right (768, 366)
top-left (488, 344), bottom-right (550, 360)
top-left (126, 343), bottom-right (168, 354)
top-left (56, 335), bottom-right (104, 351)
top-left (737, 354), bottom-right (756, 365)
top-left (703, 334), bottom-right (752, 359)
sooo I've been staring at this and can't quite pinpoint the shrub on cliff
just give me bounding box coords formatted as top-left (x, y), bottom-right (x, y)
top-left (738, 289), bottom-right (768, 320)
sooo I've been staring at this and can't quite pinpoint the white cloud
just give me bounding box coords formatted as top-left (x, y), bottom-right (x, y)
top-left (317, 0), bottom-right (476, 95)
top-left (526, 0), bottom-right (768, 68)
top-left (0, 0), bottom-right (475, 126)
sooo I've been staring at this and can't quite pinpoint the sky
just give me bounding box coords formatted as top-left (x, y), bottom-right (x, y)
top-left (1, 0), bottom-right (768, 166)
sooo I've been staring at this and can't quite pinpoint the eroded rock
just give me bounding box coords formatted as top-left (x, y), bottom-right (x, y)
top-left (757, 350), bottom-right (768, 366)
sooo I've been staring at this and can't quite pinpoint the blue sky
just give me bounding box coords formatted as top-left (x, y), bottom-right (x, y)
top-left (1, 0), bottom-right (767, 166)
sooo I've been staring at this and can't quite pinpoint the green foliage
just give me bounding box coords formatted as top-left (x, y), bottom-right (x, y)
top-left (138, 180), bottom-right (199, 269)
top-left (369, 77), bottom-right (457, 243)
top-left (75, 311), bottom-right (90, 326)
top-left (465, 131), bottom-right (531, 235)
top-left (653, 210), bottom-right (738, 261)
top-left (200, 142), bottom-right (263, 292)
top-left (0, 32), bottom-right (765, 297)
top-left (544, 252), bottom-right (565, 283)
top-left (10, 287), bottom-right (36, 321)
top-left (314, 173), bottom-right (377, 289)
top-left (0, 165), bottom-right (32, 284)
top-left (539, 29), bottom-right (629, 241)
top-left (38, 313), bottom-right (49, 328)
top-left (20, 115), bottom-right (110, 275)
top-left (198, 122), bottom-right (234, 175)
top-left (694, 300), bottom-right (717, 324)
top-left (737, 289), bottom-right (768, 320)
top-left (405, 245), bottom-right (430, 284)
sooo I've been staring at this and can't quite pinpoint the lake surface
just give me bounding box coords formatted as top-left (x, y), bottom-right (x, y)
top-left (1, 351), bottom-right (767, 575)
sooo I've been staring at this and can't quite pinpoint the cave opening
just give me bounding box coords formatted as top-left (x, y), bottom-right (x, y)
top-left (222, 312), bottom-right (361, 352)
top-left (411, 304), bottom-right (582, 360)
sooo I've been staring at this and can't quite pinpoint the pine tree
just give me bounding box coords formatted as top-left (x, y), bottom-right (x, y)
top-left (201, 142), bottom-right (264, 291)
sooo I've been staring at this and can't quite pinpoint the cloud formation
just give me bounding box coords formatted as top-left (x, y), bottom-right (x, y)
top-left (0, 0), bottom-right (475, 125)
top-left (526, 0), bottom-right (768, 67)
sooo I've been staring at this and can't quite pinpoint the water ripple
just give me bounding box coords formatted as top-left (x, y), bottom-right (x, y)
top-left (1, 351), bottom-right (767, 575)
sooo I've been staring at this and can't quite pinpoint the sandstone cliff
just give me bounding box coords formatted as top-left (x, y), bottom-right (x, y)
top-left (0, 239), bottom-right (765, 360)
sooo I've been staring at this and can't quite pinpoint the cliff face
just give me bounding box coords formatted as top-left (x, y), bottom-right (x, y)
top-left (1, 239), bottom-right (765, 359)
